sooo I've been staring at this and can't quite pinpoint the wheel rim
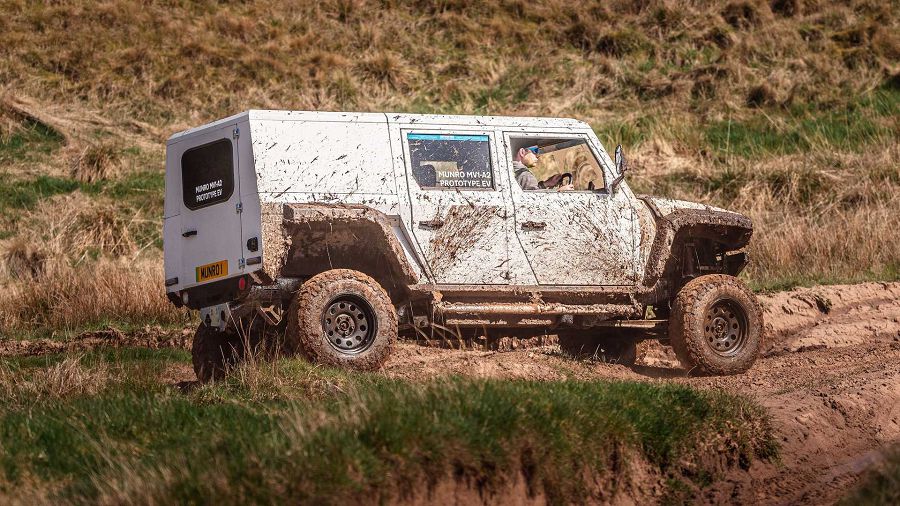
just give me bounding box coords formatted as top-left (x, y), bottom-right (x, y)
top-left (703, 298), bottom-right (749, 357)
top-left (322, 294), bottom-right (377, 355)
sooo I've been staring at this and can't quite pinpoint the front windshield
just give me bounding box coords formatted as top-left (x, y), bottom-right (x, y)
top-left (531, 139), bottom-right (606, 191)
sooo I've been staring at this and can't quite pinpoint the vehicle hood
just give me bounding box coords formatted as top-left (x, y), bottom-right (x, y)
top-left (639, 196), bottom-right (746, 221)
top-left (638, 196), bottom-right (753, 245)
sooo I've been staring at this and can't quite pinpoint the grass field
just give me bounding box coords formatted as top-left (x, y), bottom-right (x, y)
top-left (0, 1), bottom-right (896, 502)
top-left (0, 349), bottom-right (777, 504)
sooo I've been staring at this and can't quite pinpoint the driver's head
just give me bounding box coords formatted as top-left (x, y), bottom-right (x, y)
top-left (516, 146), bottom-right (539, 168)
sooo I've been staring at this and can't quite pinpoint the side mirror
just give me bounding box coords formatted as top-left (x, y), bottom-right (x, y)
top-left (611, 144), bottom-right (627, 192)
top-left (614, 145), bottom-right (626, 173)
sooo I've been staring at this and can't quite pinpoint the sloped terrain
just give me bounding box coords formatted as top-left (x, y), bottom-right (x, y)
top-left (0, 1), bottom-right (898, 503)
top-left (1, 282), bottom-right (898, 503)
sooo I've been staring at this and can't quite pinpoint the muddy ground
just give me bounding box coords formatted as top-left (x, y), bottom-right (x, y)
top-left (3, 281), bottom-right (899, 505)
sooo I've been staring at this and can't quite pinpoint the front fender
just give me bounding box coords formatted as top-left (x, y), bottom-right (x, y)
top-left (639, 196), bottom-right (753, 288)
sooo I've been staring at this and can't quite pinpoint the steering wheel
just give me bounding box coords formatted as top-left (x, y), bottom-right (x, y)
top-left (539, 172), bottom-right (573, 189)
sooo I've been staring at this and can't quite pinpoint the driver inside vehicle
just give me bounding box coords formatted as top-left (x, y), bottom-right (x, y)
top-left (513, 146), bottom-right (575, 191)
top-left (513, 138), bottom-right (608, 192)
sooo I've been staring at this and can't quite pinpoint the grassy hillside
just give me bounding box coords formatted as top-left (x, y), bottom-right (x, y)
top-left (0, 349), bottom-right (777, 504)
top-left (0, 0), bottom-right (897, 335)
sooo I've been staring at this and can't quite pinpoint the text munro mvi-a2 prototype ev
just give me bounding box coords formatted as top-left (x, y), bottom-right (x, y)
top-left (163, 111), bottom-right (763, 381)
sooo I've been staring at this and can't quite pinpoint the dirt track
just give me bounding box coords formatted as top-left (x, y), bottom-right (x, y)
top-left (382, 282), bottom-right (900, 505)
top-left (2, 282), bottom-right (899, 504)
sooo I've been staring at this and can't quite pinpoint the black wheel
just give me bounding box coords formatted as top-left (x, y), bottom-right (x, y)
top-left (192, 324), bottom-right (244, 383)
top-left (669, 274), bottom-right (763, 375)
top-left (703, 299), bottom-right (749, 357)
top-left (286, 269), bottom-right (396, 370)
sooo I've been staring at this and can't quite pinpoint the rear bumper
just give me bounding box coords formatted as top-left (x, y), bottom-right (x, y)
top-left (167, 274), bottom-right (251, 310)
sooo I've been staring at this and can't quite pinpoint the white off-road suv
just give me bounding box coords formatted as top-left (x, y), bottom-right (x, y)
top-left (163, 111), bottom-right (762, 381)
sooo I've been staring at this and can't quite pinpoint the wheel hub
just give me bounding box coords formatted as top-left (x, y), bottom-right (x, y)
top-left (334, 314), bottom-right (355, 336)
top-left (704, 299), bottom-right (748, 357)
top-left (322, 295), bottom-right (377, 354)
top-left (712, 316), bottom-right (728, 339)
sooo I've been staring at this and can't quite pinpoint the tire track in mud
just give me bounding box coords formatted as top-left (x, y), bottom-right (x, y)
top-left (0, 327), bottom-right (192, 357)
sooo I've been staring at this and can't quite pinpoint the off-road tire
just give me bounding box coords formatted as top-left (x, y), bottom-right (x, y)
top-left (192, 324), bottom-right (244, 383)
top-left (669, 274), bottom-right (763, 375)
top-left (286, 269), bottom-right (397, 371)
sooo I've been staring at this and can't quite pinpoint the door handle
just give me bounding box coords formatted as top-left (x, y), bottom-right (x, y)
top-left (418, 219), bottom-right (445, 229)
top-left (182, 230), bottom-right (198, 237)
top-left (521, 221), bottom-right (546, 231)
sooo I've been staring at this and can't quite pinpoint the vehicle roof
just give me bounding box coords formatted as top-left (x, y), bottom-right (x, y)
top-left (167, 110), bottom-right (589, 144)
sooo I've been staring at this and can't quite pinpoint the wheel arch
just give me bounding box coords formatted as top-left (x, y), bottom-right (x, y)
top-left (641, 206), bottom-right (753, 304)
top-left (259, 203), bottom-right (421, 303)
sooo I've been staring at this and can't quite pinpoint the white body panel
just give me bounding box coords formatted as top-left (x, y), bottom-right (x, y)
top-left (396, 126), bottom-right (511, 285)
top-left (164, 110), bottom-right (646, 295)
top-left (499, 131), bottom-right (639, 286)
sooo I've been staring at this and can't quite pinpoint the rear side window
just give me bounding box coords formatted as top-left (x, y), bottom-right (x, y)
top-left (406, 133), bottom-right (494, 190)
top-left (181, 139), bottom-right (234, 210)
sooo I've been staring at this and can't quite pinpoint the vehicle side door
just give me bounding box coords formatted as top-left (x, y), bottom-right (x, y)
top-left (398, 129), bottom-right (510, 285)
top-left (503, 130), bottom-right (638, 286)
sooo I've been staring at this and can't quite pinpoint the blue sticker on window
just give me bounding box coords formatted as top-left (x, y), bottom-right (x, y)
top-left (407, 133), bottom-right (489, 142)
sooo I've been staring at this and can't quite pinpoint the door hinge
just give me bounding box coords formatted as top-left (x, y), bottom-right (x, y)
top-left (232, 127), bottom-right (240, 139)
top-left (235, 202), bottom-right (243, 213)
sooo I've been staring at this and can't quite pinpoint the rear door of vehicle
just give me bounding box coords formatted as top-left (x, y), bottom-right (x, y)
top-left (172, 124), bottom-right (244, 290)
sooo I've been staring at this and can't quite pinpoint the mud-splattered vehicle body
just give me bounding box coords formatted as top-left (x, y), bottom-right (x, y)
top-left (163, 111), bottom-right (762, 380)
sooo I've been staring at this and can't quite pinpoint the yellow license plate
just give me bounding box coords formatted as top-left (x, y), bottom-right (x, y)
top-left (196, 260), bottom-right (228, 282)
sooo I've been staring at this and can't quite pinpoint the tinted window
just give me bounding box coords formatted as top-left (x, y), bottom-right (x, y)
top-left (181, 139), bottom-right (234, 210)
top-left (407, 133), bottom-right (494, 190)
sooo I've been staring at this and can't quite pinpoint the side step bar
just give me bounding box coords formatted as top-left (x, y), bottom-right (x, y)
top-left (433, 302), bottom-right (638, 316)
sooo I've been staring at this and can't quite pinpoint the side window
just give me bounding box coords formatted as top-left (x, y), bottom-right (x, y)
top-left (406, 133), bottom-right (494, 190)
top-left (181, 139), bottom-right (235, 210)
top-left (509, 136), bottom-right (606, 192)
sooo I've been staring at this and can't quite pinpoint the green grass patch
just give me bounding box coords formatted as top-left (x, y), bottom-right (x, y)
top-left (0, 349), bottom-right (778, 504)
top-left (595, 118), bottom-right (652, 149)
top-left (0, 174), bottom-right (82, 211)
top-left (0, 119), bottom-right (65, 163)
top-left (746, 263), bottom-right (900, 293)
top-left (0, 170), bottom-right (165, 243)
top-left (0, 170), bottom-right (163, 213)
top-left (705, 88), bottom-right (899, 157)
top-left (88, 169), bottom-right (165, 213)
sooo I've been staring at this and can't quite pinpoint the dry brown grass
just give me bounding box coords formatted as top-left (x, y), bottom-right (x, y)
top-left (1, 237), bottom-right (46, 280)
top-left (0, 108), bottom-right (23, 141)
top-left (632, 144), bottom-right (900, 288)
top-left (12, 192), bottom-right (143, 260)
top-left (0, 355), bottom-right (111, 401)
top-left (71, 143), bottom-right (121, 183)
top-left (0, 0), bottom-right (894, 127)
top-left (0, 256), bottom-right (187, 335)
